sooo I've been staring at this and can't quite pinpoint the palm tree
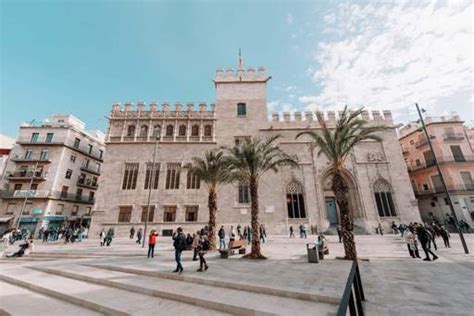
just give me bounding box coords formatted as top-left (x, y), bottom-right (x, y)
top-left (190, 150), bottom-right (233, 250)
top-left (227, 135), bottom-right (298, 259)
top-left (296, 106), bottom-right (386, 260)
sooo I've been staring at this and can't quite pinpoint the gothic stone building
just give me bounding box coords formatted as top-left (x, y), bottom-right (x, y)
top-left (90, 63), bottom-right (421, 237)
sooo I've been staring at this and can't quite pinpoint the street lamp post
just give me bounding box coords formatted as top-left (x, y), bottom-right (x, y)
top-left (16, 162), bottom-right (39, 230)
top-left (142, 136), bottom-right (159, 248)
top-left (415, 103), bottom-right (469, 254)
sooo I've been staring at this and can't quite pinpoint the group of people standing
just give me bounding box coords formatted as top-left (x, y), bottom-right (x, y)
top-left (288, 224), bottom-right (307, 238)
top-left (99, 228), bottom-right (114, 247)
top-left (39, 226), bottom-right (88, 244)
top-left (218, 224), bottom-right (267, 249)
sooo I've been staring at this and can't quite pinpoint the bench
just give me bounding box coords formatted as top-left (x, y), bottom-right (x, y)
top-left (219, 239), bottom-right (246, 258)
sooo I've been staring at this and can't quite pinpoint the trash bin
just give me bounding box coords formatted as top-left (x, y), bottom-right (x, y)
top-left (306, 243), bottom-right (319, 263)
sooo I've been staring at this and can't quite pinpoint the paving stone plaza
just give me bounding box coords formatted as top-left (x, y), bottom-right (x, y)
top-left (1, 233), bottom-right (473, 315)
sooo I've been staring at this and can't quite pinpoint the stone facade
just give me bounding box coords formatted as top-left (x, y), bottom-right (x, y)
top-left (90, 63), bottom-right (420, 237)
top-left (0, 114), bottom-right (106, 235)
top-left (399, 116), bottom-right (474, 225)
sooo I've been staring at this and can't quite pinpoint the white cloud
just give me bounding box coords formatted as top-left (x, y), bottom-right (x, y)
top-left (301, 1), bottom-right (473, 122)
top-left (286, 13), bottom-right (294, 25)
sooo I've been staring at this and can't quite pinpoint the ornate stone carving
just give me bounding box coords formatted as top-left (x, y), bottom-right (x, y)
top-left (286, 180), bottom-right (303, 193)
top-left (373, 179), bottom-right (391, 192)
top-left (367, 152), bottom-right (385, 162)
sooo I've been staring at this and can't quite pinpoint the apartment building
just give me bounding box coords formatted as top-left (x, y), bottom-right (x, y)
top-left (399, 115), bottom-right (474, 226)
top-left (0, 114), bottom-right (105, 235)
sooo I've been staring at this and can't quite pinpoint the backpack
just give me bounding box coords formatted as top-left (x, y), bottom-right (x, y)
top-left (202, 239), bottom-right (210, 251)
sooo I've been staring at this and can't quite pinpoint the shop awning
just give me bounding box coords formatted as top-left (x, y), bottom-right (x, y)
top-left (19, 217), bottom-right (38, 223)
top-left (0, 216), bottom-right (14, 223)
top-left (43, 215), bottom-right (66, 222)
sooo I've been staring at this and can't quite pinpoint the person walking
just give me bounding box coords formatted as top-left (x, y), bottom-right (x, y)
top-left (243, 226), bottom-right (248, 241)
top-left (289, 225), bottom-right (295, 238)
top-left (147, 230), bottom-right (158, 258)
top-left (426, 224), bottom-right (438, 251)
top-left (440, 225), bottom-right (451, 248)
top-left (336, 225), bottom-right (342, 243)
top-left (415, 223), bottom-right (438, 261)
top-left (259, 224), bottom-right (266, 243)
top-left (191, 231), bottom-right (199, 261)
top-left (130, 226), bottom-right (135, 239)
top-left (99, 229), bottom-right (106, 247)
top-left (136, 228), bottom-right (143, 244)
top-left (405, 227), bottom-right (421, 258)
top-left (172, 227), bottom-right (186, 273)
top-left (377, 222), bottom-right (384, 236)
top-left (218, 226), bottom-right (226, 250)
top-left (237, 224), bottom-right (242, 240)
top-left (196, 233), bottom-right (209, 272)
top-left (247, 226), bottom-right (252, 244)
top-left (106, 228), bottom-right (114, 246)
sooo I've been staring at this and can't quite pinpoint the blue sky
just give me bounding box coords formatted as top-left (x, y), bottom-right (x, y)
top-left (1, 0), bottom-right (472, 137)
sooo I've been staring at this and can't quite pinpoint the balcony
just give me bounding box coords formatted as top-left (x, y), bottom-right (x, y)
top-left (77, 178), bottom-right (99, 189)
top-left (10, 155), bottom-right (51, 163)
top-left (407, 155), bottom-right (474, 172)
top-left (415, 184), bottom-right (474, 197)
top-left (80, 165), bottom-right (101, 176)
top-left (415, 138), bottom-right (429, 148)
top-left (6, 170), bottom-right (47, 181)
top-left (0, 190), bottom-right (50, 199)
top-left (443, 132), bottom-right (464, 141)
top-left (52, 191), bottom-right (95, 204)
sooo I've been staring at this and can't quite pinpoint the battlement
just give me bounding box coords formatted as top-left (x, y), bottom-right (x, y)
top-left (214, 66), bottom-right (270, 83)
top-left (110, 102), bottom-right (216, 119)
top-left (270, 110), bottom-right (394, 126)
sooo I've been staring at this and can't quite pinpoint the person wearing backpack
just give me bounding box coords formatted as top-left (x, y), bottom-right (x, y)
top-left (197, 233), bottom-right (209, 272)
top-left (172, 227), bottom-right (186, 273)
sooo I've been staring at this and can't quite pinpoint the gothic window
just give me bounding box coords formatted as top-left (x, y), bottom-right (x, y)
top-left (127, 125), bottom-right (136, 137)
top-left (140, 125), bottom-right (148, 137)
top-left (165, 163), bottom-right (181, 189)
top-left (191, 125), bottom-right (200, 136)
top-left (187, 171), bottom-right (200, 189)
top-left (373, 179), bottom-right (397, 217)
top-left (122, 163), bottom-right (139, 190)
top-left (166, 125), bottom-right (174, 137)
top-left (204, 125), bottom-right (212, 137)
top-left (144, 163), bottom-right (160, 190)
top-left (153, 125), bottom-right (161, 138)
top-left (237, 103), bottom-right (246, 116)
top-left (178, 125), bottom-right (187, 136)
top-left (286, 181), bottom-right (306, 218)
top-left (238, 183), bottom-right (250, 204)
top-left (185, 206), bottom-right (198, 222)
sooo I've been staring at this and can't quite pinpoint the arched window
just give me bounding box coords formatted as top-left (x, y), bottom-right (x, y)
top-left (140, 125), bottom-right (148, 137)
top-left (373, 179), bottom-right (397, 217)
top-left (153, 125), bottom-right (161, 138)
top-left (178, 125), bottom-right (187, 136)
top-left (191, 125), bottom-right (200, 136)
top-left (127, 125), bottom-right (135, 137)
top-left (204, 125), bottom-right (212, 137)
top-left (166, 125), bottom-right (174, 137)
top-left (286, 181), bottom-right (306, 218)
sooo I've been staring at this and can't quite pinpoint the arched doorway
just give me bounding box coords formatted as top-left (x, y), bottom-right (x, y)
top-left (321, 169), bottom-right (362, 226)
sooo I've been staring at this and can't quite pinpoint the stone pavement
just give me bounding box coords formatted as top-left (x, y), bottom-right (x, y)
top-left (0, 233), bottom-right (473, 315)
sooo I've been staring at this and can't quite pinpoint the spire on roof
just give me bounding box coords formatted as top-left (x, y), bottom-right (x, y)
top-left (238, 48), bottom-right (244, 70)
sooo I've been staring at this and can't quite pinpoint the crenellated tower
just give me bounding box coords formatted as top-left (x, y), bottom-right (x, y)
top-left (213, 55), bottom-right (271, 145)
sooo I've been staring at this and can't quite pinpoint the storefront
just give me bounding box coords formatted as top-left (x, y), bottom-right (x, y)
top-left (18, 217), bottom-right (39, 235)
top-left (0, 216), bottom-right (14, 236)
top-left (42, 215), bottom-right (66, 230)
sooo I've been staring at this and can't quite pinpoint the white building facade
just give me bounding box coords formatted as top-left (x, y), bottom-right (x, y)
top-left (0, 114), bottom-right (105, 235)
top-left (91, 63), bottom-right (420, 237)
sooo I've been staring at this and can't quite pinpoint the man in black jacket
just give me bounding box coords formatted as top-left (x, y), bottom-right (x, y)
top-left (172, 227), bottom-right (186, 273)
top-left (415, 223), bottom-right (438, 261)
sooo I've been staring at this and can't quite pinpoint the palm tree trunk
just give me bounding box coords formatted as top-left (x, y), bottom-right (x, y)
top-left (243, 177), bottom-right (266, 259)
top-left (208, 188), bottom-right (217, 250)
top-left (332, 170), bottom-right (357, 260)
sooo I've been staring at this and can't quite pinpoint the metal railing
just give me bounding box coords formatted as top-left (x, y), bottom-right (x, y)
top-left (0, 190), bottom-right (50, 198)
top-left (415, 183), bottom-right (474, 196)
top-left (6, 170), bottom-right (47, 179)
top-left (407, 155), bottom-right (474, 171)
top-left (51, 191), bottom-right (95, 204)
top-left (80, 165), bottom-right (101, 175)
top-left (10, 155), bottom-right (51, 163)
top-left (337, 261), bottom-right (365, 316)
top-left (77, 178), bottom-right (99, 189)
top-left (443, 132), bottom-right (464, 141)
